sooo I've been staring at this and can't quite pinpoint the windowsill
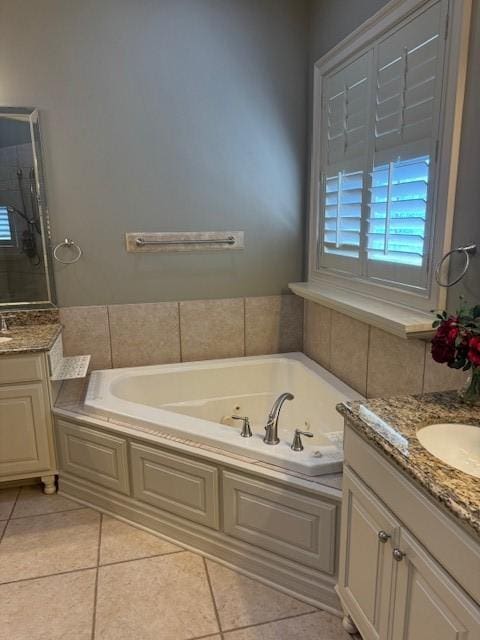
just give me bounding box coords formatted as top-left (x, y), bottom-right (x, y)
top-left (289, 281), bottom-right (435, 340)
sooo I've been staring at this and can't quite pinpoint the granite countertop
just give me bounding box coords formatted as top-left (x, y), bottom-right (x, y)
top-left (0, 323), bottom-right (62, 355)
top-left (337, 392), bottom-right (480, 538)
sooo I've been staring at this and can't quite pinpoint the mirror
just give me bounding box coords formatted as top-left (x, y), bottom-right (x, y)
top-left (0, 107), bottom-right (55, 308)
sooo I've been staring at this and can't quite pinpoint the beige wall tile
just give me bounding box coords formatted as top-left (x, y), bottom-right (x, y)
top-left (330, 311), bottom-right (369, 396)
top-left (179, 298), bottom-right (245, 362)
top-left (60, 305), bottom-right (112, 370)
top-left (95, 552), bottom-right (219, 639)
top-left (367, 328), bottom-right (425, 398)
top-left (206, 560), bottom-right (313, 631)
top-left (108, 302), bottom-right (180, 368)
top-left (423, 347), bottom-right (469, 393)
top-left (0, 569), bottom-right (96, 640)
top-left (303, 301), bottom-right (331, 369)
top-left (245, 295), bottom-right (303, 355)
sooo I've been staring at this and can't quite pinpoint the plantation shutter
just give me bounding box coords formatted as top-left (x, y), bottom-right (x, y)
top-left (319, 51), bottom-right (371, 274)
top-left (366, 0), bottom-right (447, 289)
top-left (0, 206), bottom-right (13, 243)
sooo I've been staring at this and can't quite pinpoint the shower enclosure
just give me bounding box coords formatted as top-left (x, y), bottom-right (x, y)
top-left (0, 107), bottom-right (55, 307)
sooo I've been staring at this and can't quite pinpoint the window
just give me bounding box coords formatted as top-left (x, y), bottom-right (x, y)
top-left (0, 206), bottom-right (14, 246)
top-left (308, 0), bottom-right (471, 313)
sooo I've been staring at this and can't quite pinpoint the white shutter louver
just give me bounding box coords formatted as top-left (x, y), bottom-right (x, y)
top-left (374, 2), bottom-right (444, 152)
top-left (0, 206), bottom-right (13, 243)
top-left (319, 52), bottom-right (370, 269)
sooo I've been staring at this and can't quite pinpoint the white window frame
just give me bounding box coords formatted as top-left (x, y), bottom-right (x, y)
top-left (306, 0), bottom-right (472, 315)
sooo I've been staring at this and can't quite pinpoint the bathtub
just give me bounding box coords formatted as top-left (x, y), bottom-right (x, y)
top-left (85, 353), bottom-right (363, 476)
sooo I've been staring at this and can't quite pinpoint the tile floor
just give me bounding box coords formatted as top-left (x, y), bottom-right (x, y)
top-left (0, 485), bottom-right (356, 640)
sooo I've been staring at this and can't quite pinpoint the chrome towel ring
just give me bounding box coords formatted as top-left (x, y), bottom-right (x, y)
top-left (434, 243), bottom-right (476, 287)
top-left (53, 238), bottom-right (83, 264)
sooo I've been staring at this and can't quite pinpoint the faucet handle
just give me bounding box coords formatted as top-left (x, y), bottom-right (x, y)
top-left (231, 415), bottom-right (253, 438)
top-left (0, 315), bottom-right (9, 334)
top-left (291, 428), bottom-right (314, 452)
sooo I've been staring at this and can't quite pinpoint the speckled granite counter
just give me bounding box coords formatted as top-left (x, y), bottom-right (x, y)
top-left (0, 323), bottom-right (62, 355)
top-left (337, 393), bottom-right (480, 538)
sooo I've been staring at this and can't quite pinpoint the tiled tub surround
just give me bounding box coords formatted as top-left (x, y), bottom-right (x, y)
top-left (304, 300), bottom-right (468, 398)
top-left (337, 392), bottom-right (480, 538)
top-left (53, 377), bottom-right (345, 613)
top-left (0, 485), bottom-right (354, 640)
top-left (59, 295), bottom-right (303, 371)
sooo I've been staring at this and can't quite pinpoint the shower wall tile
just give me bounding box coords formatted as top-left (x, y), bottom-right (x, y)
top-left (60, 305), bottom-right (112, 370)
top-left (330, 311), bottom-right (369, 396)
top-left (245, 295), bottom-right (303, 356)
top-left (366, 327), bottom-right (425, 398)
top-left (303, 301), bottom-right (331, 370)
top-left (108, 302), bottom-right (180, 368)
top-left (179, 298), bottom-right (245, 362)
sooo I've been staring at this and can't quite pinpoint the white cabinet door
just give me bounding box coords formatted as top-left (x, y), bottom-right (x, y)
top-left (0, 382), bottom-right (52, 476)
top-left (391, 528), bottom-right (480, 640)
top-left (338, 468), bottom-right (398, 640)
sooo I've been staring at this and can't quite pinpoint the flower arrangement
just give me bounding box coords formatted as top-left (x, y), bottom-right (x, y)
top-left (431, 301), bottom-right (480, 404)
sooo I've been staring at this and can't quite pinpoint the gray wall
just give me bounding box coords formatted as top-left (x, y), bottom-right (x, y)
top-left (0, 0), bottom-right (309, 306)
top-left (309, 0), bottom-right (480, 311)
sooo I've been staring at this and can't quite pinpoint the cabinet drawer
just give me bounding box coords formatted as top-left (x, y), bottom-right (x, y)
top-left (0, 382), bottom-right (52, 476)
top-left (56, 419), bottom-right (130, 495)
top-left (223, 471), bottom-right (337, 574)
top-left (0, 354), bottom-right (44, 384)
top-left (130, 443), bottom-right (219, 529)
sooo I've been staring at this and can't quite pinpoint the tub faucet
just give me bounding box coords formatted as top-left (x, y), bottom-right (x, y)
top-left (264, 392), bottom-right (294, 445)
top-left (0, 316), bottom-right (9, 334)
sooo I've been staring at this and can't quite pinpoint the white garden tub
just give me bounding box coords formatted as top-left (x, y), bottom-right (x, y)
top-left (85, 353), bottom-right (363, 476)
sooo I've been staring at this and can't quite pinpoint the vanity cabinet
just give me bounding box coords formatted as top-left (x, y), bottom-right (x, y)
top-left (0, 353), bottom-right (57, 493)
top-left (338, 424), bottom-right (480, 640)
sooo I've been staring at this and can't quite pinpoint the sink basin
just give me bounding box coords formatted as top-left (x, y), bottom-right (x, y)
top-left (0, 336), bottom-right (12, 344)
top-left (417, 423), bottom-right (480, 478)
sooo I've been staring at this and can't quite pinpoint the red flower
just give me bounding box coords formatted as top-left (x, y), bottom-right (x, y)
top-left (431, 335), bottom-right (456, 364)
top-left (468, 336), bottom-right (480, 367)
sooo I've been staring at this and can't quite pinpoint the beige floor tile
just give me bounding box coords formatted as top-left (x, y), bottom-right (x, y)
top-left (0, 520), bottom-right (6, 538)
top-left (0, 487), bottom-right (19, 520)
top-left (95, 552), bottom-right (219, 640)
top-left (223, 611), bottom-right (351, 639)
top-left (206, 560), bottom-right (315, 631)
top-left (0, 508), bottom-right (100, 583)
top-left (11, 485), bottom-right (82, 519)
top-left (99, 515), bottom-right (182, 565)
top-left (0, 569), bottom-right (96, 640)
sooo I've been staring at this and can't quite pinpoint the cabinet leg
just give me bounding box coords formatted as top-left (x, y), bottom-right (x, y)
top-left (342, 614), bottom-right (358, 635)
top-left (41, 475), bottom-right (57, 495)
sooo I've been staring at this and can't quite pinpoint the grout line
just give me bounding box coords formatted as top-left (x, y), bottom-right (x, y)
top-left (203, 557), bottom-right (224, 640)
top-left (105, 305), bottom-right (113, 369)
top-left (243, 297), bottom-right (246, 357)
top-left (9, 505), bottom-right (85, 521)
top-left (365, 325), bottom-right (372, 398)
top-left (98, 548), bottom-right (185, 568)
top-left (0, 486), bottom-right (21, 543)
top-left (0, 565), bottom-right (98, 587)
top-left (91, 512), bottom-right (103, 640)
top-left (220, 609), bottom-right (320, 635)
top-left (178, 301), bottom-right (183, 362)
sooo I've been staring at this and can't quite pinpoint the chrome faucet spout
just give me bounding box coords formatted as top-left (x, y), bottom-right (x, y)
top-left (263, 392), bottom-right (294, 445)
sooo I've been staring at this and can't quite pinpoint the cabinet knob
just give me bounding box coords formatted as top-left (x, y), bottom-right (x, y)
top-left (377, 530), bottom-right (391, 543)
top-left (393, 548), bottom-right (406, 561)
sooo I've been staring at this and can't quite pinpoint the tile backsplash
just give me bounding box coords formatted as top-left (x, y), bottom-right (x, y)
top-left (58, 295), bottom-right (466, 398)
top-left (303, 300), bottom-right (468, 398)
top-left (59, 295), bottom-right (304, 371)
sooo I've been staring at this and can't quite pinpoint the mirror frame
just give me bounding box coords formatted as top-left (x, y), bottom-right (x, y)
top-left (0, 106), bottom-right (56, 309)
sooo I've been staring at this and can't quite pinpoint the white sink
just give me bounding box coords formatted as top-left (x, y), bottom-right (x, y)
top-left (0, 336), bottom-right (12, 344)
top-left (417, 423), bottom-right (480, 478)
